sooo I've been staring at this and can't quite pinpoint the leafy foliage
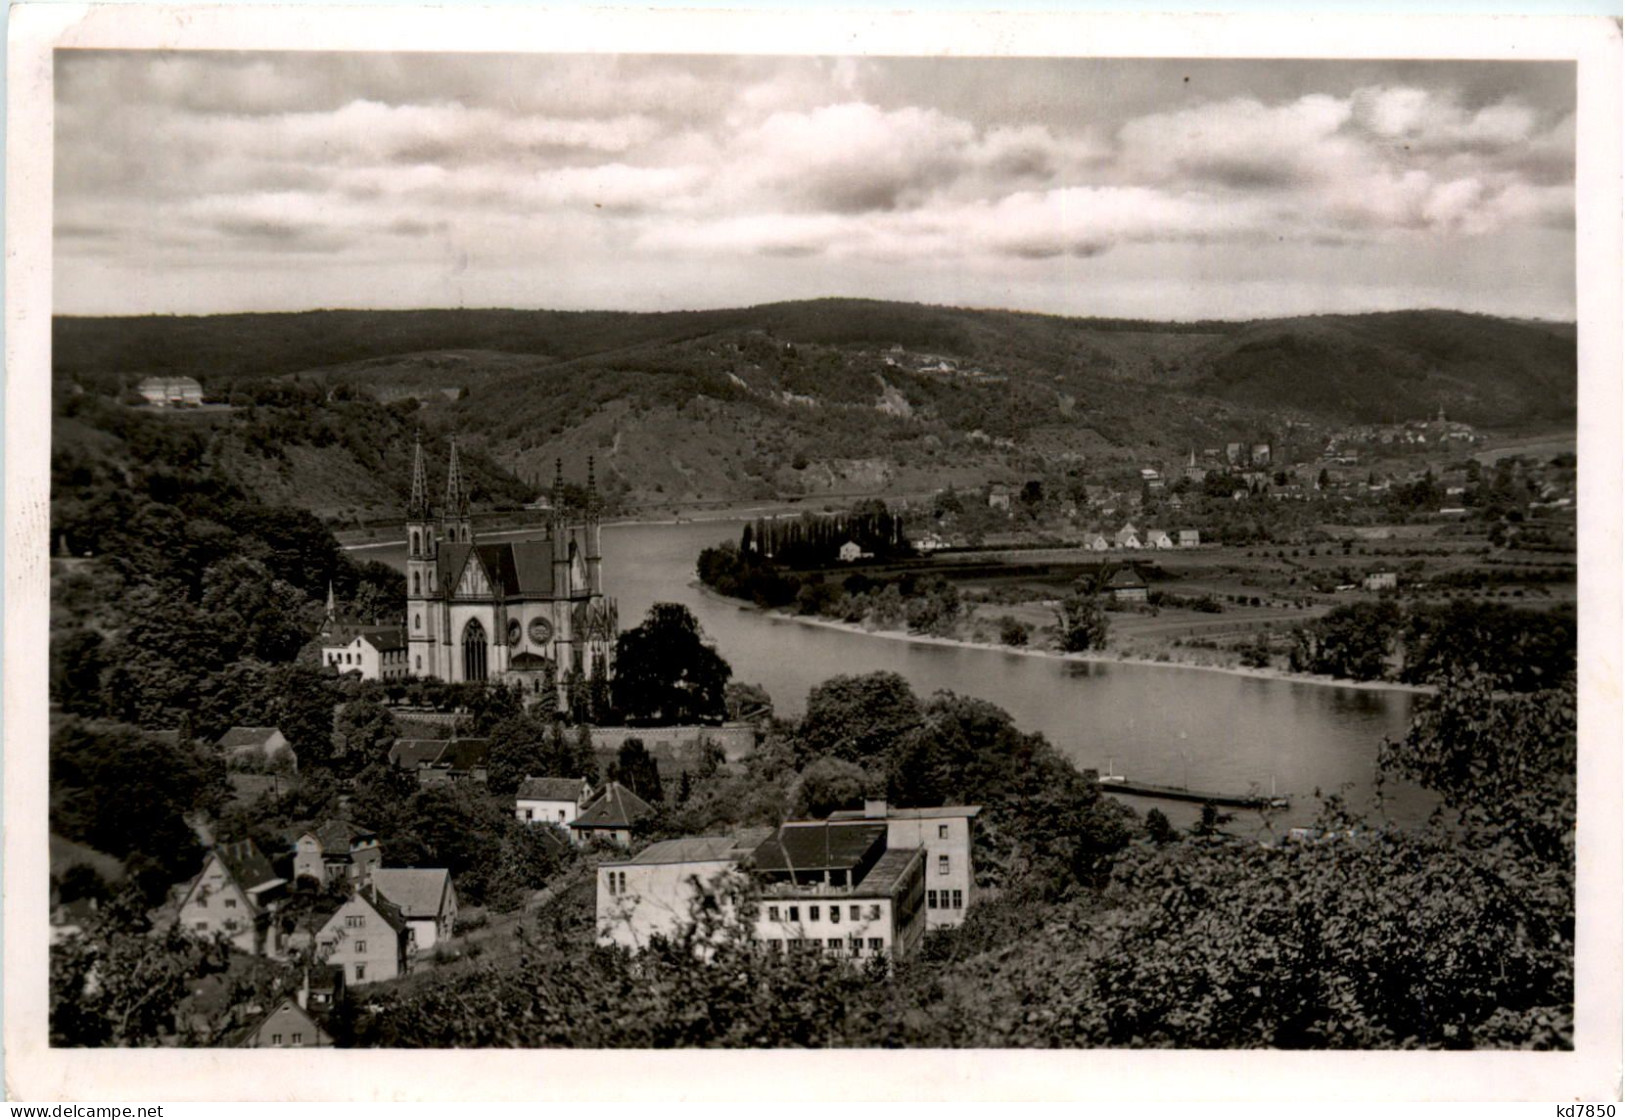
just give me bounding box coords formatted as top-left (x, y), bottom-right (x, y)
top-left (613, 604), bottom-right (732, 725)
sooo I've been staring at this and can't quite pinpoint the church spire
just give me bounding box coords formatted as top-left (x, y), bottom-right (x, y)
top-left (586, 455), bottom-right (601, 517)
top-left (408, 434), bottom-right (431, 520)
top-left (445, 436), bottom-right (468, 517)
top-left (551, 458), bottom-right (565, 514)
top-left (442, 436), bottom-right (473, 544)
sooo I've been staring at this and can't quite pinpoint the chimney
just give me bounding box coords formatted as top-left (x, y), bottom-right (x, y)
top-left (863, 798), bottom-right (888, 820)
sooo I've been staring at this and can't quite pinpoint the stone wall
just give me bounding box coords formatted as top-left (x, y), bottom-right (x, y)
top-left (590, 723), bottom-right (757, 764)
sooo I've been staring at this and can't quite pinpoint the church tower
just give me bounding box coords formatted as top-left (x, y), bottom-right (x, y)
top-left (442, 436), bottom-right (474, 545)
top-left (585, 455), bottom-right (604, 597)
top-left (406, 436), bottom-right (438, 680)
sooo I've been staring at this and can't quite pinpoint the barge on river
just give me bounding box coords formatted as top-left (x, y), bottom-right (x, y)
top-left (1096, 768), bottom-right (1289, 811)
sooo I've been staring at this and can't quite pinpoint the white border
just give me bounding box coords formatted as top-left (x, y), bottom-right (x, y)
top-left (7, 5), bottom-right (1621, 1103)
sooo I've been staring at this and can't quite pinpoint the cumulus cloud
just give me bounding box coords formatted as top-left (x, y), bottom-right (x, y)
top-left (51, 53), bottom-right (1576, 318)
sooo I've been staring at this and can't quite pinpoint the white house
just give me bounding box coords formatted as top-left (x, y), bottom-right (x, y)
top-left (369, 867), bottom-right (458, 950)
top-left (515, 776), bottom-right (592, 829)
top-left (595, 836), bottom-right (747, 952)
top-left (178, 840), bottom-right (288, 958)
top-left (837, 541), bottom-right (871, 563)
top-left (1363, 571), bottom-right (1398, 591)
top-left (292, 820), bottom-right (381, 888)
top-left (136, 376), bottom-right (203, 407)
top-left (1178, 529), bottom-right (1201, 548)
top-left (217, 727), bottom-right (297, 771)
top-left (1082, 533), bottom-right (1110, 552)
top-left (314, 886), bottom-right (412, 986)
top-left (321, 628), bottom-right (409, 681)
top-left (827, 801), bottom-right (981, 932)
top-left (1114, 523), bottom-right (1141, 549)
top-left (1143, 529), bottom-right (1174, 549)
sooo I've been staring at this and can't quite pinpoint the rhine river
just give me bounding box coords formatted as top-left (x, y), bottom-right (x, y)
top-left (355, 519), bottom-right (1430, 830)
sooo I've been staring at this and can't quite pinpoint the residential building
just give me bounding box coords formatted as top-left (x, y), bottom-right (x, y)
top-left (178, 840), bottom-right (288, 958)
top-left (1114, 522), bottom-right (1141, 549)
top-left (595, 836), bottom-right (748, 951)
top-left (217, 727), bottom-right (296, 771)
top-left (321, 627), bottom-right (409, 681)
top-left (1363, 571), bottom-right (1398, 591)
top-left (827, 801), bottom-right (980, 931)
top-left (1142, 529), bottom-right (1174, 550)
top-left (837, 541), bottom-right (871, 563)
top-left (315, 885), bottom-right (413, 985)
top-left (404, 439), bottom-right (617, 708)
top-left (1106, 568), bottom-right (1149, 603)
top-left (232, 970), bottom-right (343, 1049)
top-left (1082, 533), bottom-right (1110, 552)
top-left (370, 867), bottom-right (458, 950)
top-left (515, 776), bottom-right (592, 828)
top-left (386, 737), bottom-right (490, 785)
top-left (292, 820), bottom-right (381, 888)
top-left (1178, 529), bottom-right (1201, 548)
top-left (986, 483), bottom-right (1012, 510)
top-left (570, 781), bottom-right (656, 848)
top-left (752, 820), bottom-right (928, 961)
top-left (594, 805), bottom-right (966, 958)
top-left (135, 375), bottom-right (203, 407)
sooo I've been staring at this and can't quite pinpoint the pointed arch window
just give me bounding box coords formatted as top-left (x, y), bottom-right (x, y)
top-left (463, 618), bottom-right (488, 682)
top-left (411, 530), bottom-right (420, 555)
top-left (412, 572), bottom-right (421, 595)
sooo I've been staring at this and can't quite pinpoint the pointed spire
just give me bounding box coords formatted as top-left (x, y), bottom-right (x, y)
top-left (551, 458), bottom-right (565, 513)
top-left (586, 455), bottom-right (600, 516)
top-left (445, 436), bottom-right (468, 516)
top-left (408, 434), bottom-right (431, 520)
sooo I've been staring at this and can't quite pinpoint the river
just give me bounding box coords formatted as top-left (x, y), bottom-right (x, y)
top-left (354, 519), bottom-right (1430, 830)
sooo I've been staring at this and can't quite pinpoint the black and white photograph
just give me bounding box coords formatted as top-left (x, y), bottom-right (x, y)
top-left (6, 3), bottom-right (1621, 1105)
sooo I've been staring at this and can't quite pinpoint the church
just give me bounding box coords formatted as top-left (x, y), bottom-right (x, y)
top-left (405, 438), bottom-right (617, 704)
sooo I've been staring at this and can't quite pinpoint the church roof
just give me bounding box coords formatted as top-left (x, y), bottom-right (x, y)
top-left (439, 539), bottom-right (557, 600)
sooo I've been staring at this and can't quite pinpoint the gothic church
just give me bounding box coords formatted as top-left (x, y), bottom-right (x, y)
top-left (405, 439), bottom-right (617, 702)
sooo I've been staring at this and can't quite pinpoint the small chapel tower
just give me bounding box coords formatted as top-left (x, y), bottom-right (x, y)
top-left (441, 437), bottom-right (474, 546)
top-left (406, 436), bottom-right (438, 679)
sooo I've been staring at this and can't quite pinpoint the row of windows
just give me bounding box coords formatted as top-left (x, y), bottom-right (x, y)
top-left (267, 1032), bottom-right (305, 1046)
top-left (195, 895), bottom-right (238, 909)
top-left (521, 808), bottom-right (570, 822)
top-left (766, 937), bottom-right (887, 956)
top-left (346, 914), bottom-right (364, 928)
top-left (605, 870), bottom-right (629, 895)
top-left (766, 903), bottom-right (882, 925)
top-left (927, 890), bottom-right (964, 910)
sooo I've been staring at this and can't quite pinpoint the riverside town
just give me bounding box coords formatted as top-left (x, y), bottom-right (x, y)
top-left (41, 46), bottom-right (1590, 1072)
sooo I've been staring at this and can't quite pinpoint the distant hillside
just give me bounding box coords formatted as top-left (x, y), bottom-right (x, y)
top-left (54, 300), bottom-right (1575, 515)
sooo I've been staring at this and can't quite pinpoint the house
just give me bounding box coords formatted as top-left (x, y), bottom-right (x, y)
top-left (1142, 529), bottom-right (1174, 550)
top-left (986, 484), bottom-right (1012, 510)
top-left (178, 840), bottom-right (288, 958)
top-left (1105, 567), bottom-right (1149, 603)
top-left (837, 541), bottom-right (870, 563)
top-left (595, 836), bottom-right (749, 951)
top-left (370, 867), bottom-right (459, 951)
top-left (387, 737), bottom-right (490, 786)
top-left (1251, 443), bottom-right (1271, 466)
top-left (752, 820), bottom-right (927, 961)
top-left (827, 800), bottom-right (981, 931)
top-left (135, 375), bottom-right (203, 407)
top-left (315, 884), bottom-right (413, 986)
top-left (292, 820), bottom-right (381, 888)
top-left (570, 781), bottom-right (656, 848)
top-left (1114, 522), bottom-right (1141, 549)
top-left (1363, 571), bottom-right (1398, 591)
top-left (594, 802), bottom-right (974, 959)
top-left (321, 627), bottom-right (409, 681)
top-left (1178, 529), bottom-right (1201, 548)
top-left (232, 968), bottom-right (344, 1049)
top-left (218, 727), bottom-right (296, 771)
top-left (515, 776), bottom-right (592, 829)
top-left (1082, 533), bottom-right (1110, 552)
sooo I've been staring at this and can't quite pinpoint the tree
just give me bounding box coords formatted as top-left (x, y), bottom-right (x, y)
top-left (613, 604), bottom-right (732, 725)
top-left (1055, 593), bottom-right (1110, 652)
top-left (609, 738), bottom-right (664, 804)
top-left (788, 757), bottom-right (873, 819)
top-left (998, 616), bottom-right (1031, 647)
top-left (797, 672), bottom-right (923, 766)
top-left (51, 889), bottom-right (234, 1046)
top-left (334, 698), bottom-right (398, 772)
top-left (266, 662), bottom-right (340, 770)
top-left (485, 713), bottom-right (552, 796)
top-left (724, 681), bottom-right (773, 725)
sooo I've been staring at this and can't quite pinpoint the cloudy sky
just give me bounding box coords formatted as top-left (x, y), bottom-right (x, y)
top-left (54, 52), bottom-right (1575, 320)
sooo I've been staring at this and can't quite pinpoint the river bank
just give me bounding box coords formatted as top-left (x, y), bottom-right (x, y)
top-left (693, 583), bottom-right (1434, 697)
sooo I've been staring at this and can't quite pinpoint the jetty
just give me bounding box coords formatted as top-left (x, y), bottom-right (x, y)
top-left (1096, 769), bottom-right (1289, 811)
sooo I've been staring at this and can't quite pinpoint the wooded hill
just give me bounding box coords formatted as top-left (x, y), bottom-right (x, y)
top-left (55, 300), bottom-right (1576, 515)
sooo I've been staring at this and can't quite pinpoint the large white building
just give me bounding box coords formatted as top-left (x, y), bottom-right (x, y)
top-left (594, 801), bottom-right (978, 958)
top-left (405, 440), bottom-right (617, 708)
